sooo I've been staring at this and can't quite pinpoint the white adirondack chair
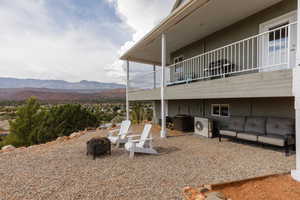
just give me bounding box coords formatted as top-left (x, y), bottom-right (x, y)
top-left (108, 120), bottom-right (131, 147)
top-left (125, 124), bottom-right (158, 158)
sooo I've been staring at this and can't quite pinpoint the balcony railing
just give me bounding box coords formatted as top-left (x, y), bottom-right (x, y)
top-left (129, 22), bottom-right (297, 92)
top-left (129, 69), bottom-right (170, 92)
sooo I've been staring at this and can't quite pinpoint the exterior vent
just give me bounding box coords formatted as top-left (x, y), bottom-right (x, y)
top-left (194, 117), bottom-right (213, 138)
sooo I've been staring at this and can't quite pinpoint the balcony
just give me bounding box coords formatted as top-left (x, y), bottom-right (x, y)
top-left (129, 22), bottom-right (297, 101)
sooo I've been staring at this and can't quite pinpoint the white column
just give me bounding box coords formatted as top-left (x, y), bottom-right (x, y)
top-left (160, 33), bottom-right (167, 138)
top-left (291, 2), bottom-right (300, 181)
top-left (126, 60), bottom-right (130, 121)
top-left (292, 71), bottom-right (300, 181)
top-left (153, 65), bottom-right (156, 89)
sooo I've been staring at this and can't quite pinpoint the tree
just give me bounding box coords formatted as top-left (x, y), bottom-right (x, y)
top-left (7, 97), bottom-right (42, 147)
top-left (2, 98), bottom-right (99, 148)
top-left (31, 104), bottom-right (98, 144)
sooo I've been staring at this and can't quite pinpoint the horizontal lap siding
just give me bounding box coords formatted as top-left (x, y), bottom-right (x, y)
top-left (166, 69), bottom-right (293, 99)
top-left (129, 69), bottom-right (293, 101)
top-left (162, 97), bottom-right (294, 123)
top-left (169, 0), bottom-right (296, 83)
top-left (171, 0), bottom-right (297, 61)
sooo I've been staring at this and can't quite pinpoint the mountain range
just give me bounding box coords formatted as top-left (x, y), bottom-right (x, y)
top-left (0, 78), bottom-right (125, 102)
top-left (0, 77), bottom-right (125, 91)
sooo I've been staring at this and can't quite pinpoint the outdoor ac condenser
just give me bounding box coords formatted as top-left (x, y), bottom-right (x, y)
top-left (194, 117), bottom-right (213, 138)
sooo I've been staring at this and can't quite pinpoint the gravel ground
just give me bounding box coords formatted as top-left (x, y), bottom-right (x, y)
top-left (0, 125), bottom-right (295, 200)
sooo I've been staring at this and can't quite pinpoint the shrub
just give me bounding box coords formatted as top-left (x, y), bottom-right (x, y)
top-left (32, 104), bottom-right (98, 144)
top-left (2, 97), bottom-right (99, 147)
top-left (8, 97), bottom-right (42, 147)
top-left (130, 103), bottom-right (153, 124)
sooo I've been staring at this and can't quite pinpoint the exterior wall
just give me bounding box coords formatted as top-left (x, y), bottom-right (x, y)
top-left (171, 0), bottom-right (296, 61)
top-left (169, 0), bottom-right (297, 82)
top-left (129, 69), bottom-right (294, 101)
top-left (153, 97), bottom-right (295, 124)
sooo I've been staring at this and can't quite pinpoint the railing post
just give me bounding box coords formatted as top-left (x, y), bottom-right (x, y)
top-left (126, 60), bottom-right (130, 121)
top-left (153, 65), bottom-right (156, 89)
top-left (161, 33), bottom-right (167, 138)
top-left (288, 23), bottom-right (292, 69)
top-left (292, 1), bottom-right (300, 182)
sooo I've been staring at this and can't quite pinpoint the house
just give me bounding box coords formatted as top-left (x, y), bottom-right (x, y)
top-left (120, 0), bottom-right (300, 181)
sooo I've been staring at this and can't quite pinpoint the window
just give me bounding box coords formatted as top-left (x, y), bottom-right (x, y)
top-left (220, 105), bottom-right (230, 117)
top-left (211, 104), bottom-right (230, 117)
top-left (174, 56), bottom-right (184, 73)
top-left (212, 104), bottom-right (220, 116)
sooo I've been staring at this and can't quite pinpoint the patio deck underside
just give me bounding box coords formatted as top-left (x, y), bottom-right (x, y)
top-left (129, 69), bottom-right (293, 101)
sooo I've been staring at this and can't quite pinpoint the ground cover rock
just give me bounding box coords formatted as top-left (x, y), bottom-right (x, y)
top-left (1, 145), bottom-right (16, 151)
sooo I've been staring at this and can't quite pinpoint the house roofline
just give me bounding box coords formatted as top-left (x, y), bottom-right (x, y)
top-left (120, 0), bottom-right (210, 65)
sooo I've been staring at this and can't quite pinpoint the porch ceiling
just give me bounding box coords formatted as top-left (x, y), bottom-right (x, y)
top-left (120, 0), bottom-right (283, 66)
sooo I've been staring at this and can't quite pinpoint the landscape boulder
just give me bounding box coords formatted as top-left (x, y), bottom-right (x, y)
top-left (205, 192), bottom-right (226, 200)
top-left (69, 132), bottom-right (82, 139)
top-left (56, 136), bottom-right (69, 142)
top-left (183, 186), bottom-right (228, 200)
top-left (1, 145), bottom-right (16, 152)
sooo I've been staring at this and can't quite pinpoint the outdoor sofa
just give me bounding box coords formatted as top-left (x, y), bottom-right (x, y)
top-left (219, 116), bottom-right (295, 156)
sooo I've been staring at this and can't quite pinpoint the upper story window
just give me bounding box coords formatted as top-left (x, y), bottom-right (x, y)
top-left (211, 104), bottom-right (230, 117)
top-left (174, 56), bottom-right (184, 73)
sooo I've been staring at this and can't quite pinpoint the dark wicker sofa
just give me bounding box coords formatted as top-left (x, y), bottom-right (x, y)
top-left (219, 116), bottom-right (295, 156)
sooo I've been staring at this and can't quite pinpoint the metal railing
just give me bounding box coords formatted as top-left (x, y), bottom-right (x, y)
top-left (129, 22), bottom-right (297, 92)
top-left (128, 68), bottom-right (170, 92)
top-left (168, 22), bottom-right (297, 85)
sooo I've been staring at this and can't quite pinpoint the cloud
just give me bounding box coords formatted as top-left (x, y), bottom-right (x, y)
top-left (105, 0), bottom-right (174, 82)
top-left (0, 0), bottom-right (174, 85)
top-left (0, 0), bottom-right (130, 83)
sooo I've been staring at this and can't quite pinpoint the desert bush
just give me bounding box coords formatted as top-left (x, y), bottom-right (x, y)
top-left (31, 104), bottom-right (98, 144)
top-left (8, 97), bottom-right (43, 147)
top-left (111, 115), bottom-right (125, 125)
top-left (2, 97), bottom-right (99, 147)
top-left (130, 103), bottom-right (153, 124)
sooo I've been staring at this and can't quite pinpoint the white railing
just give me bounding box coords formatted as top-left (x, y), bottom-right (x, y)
top-left (168, 22), bottom-right (297, 85)
top-left (129, 22), bottom-right (297, 92)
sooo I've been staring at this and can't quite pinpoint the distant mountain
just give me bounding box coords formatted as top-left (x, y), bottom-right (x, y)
top-left (0, 77), bottom-right (125, 90)
top-left (0, 88), bottom-right (125, 103)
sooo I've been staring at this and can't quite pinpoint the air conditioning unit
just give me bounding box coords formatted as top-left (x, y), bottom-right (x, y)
top-left (194, 117), bottom-right (213, 138)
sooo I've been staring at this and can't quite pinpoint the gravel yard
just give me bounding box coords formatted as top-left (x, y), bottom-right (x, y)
top-left (0, 125), bottom-right (295, 200)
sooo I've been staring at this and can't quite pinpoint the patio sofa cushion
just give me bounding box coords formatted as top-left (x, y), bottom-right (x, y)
top-left (258, 134), bottom-right (295, 147)
top-left (220, 130), bottom-right (237, 137)
top-left (226, 116), bottom-right (246, 132)
top-left (266, 117), bottom-right (295, 137)
top-left (244, 117), bottom-right (266, 135)
top-left (237, 132), bottom-right (262, 142)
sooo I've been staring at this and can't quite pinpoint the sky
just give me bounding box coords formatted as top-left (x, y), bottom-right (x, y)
top-left (0, 0), bottom-right (174, 84)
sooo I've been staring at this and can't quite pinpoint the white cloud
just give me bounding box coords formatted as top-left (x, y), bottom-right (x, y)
top-left (105, 0), bottom-right (174, 82)
top-left (0, 0), bottom-right (174, 85)
top-left (0, 0), bottom-right (125, 83)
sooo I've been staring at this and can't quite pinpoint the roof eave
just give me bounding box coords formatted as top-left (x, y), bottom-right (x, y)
top-left (120, 0), bottom-right (210, 64)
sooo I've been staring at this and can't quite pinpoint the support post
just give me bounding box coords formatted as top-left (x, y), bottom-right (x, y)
top-left (153, 65), bottom-right (156, 89)
top-left (160, 33), bottom-right (167, 138)
top-left (126, 60), bottom-right (130, 121)
top-left (291, 1), bottom-right (300, 181)
top-left (292, 73), bottom-right (300, 181)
